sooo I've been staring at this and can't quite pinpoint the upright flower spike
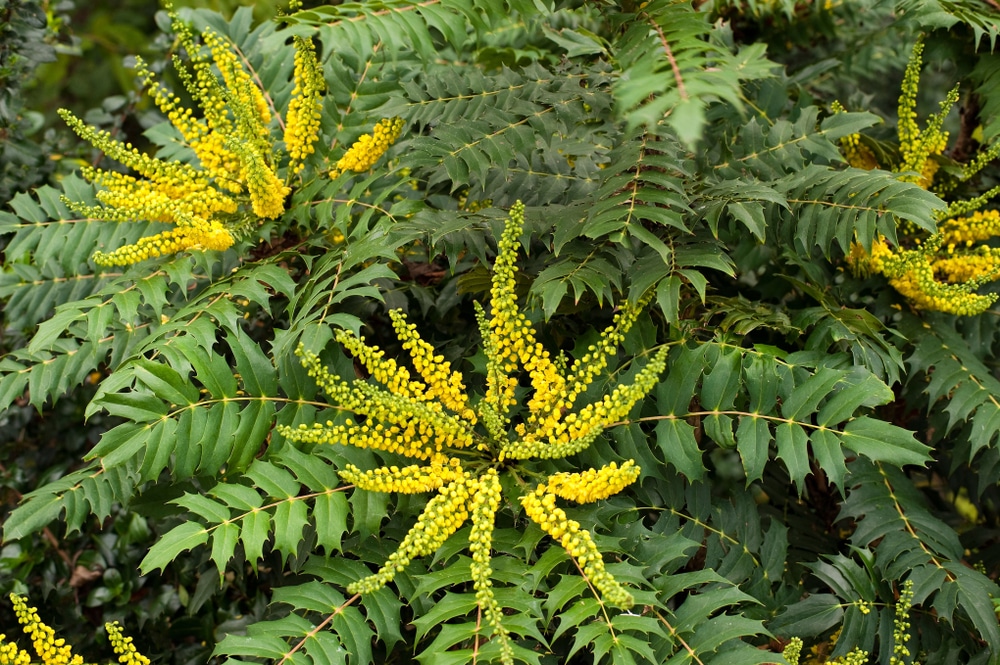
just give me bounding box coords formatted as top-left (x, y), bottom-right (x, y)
top-left (841, 38), bottom-right (1000, 316)
top-left (0, 635), bottom-right (32, 665)
top-left (59, 10), bottom-right (325, 266)
top-left (285, 35), bottom-right (325, 174)
top-left (2, 596), bottom-right (149, 665)
top-left (390, 309), bottom-right (476, 422)
top-left (279, 201), bottom-right (665, 665)
top-left (10, 594), bottom-right (84, 665)
top-left (106, 622), bottom-right (151, 665)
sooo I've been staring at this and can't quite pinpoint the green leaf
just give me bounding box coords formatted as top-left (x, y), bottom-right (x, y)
top-left (655, 419), bottom-right (706, 481)
top-left (133, 358), bottom-right (200, 406)
top-left (736, 415), bottom-right (771, 485)
top-left (246, 459), bottom-right (301, 499)
top-left (226, 324), bottom-right (277, 396)
top-left (775, 422), bottom-right (810, 493)
top-left (273, 499), bottom-right (309, 562)
top-left (780, 367), bottom-right (843, 421)
top-left (241, 508), bottom-right (271, 571)
top-left (811, 428), bottom-right (848, 489)
top-left (210, 522), bottom-right (239, 577)
top-left (140, 522), bottom-right (209, 574)
top-left (2, 492), bottom-right (64, 541)
top-left (173, 493), bottom-right (231, 524)
top-left (313, 491), bottom-right (349, 554)
top-left (98, 392), bottom-right (168, 423)
top-left (769, 594), bottom-right (844, 638)
top-left (839, 417), bottom-right (930, 467)
top-left (229, 400), bottom-right (275, 472)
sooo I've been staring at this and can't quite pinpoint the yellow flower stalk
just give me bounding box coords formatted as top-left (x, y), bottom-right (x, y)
top-left (840, 38), bottom-right (1000, 316)
top-left (285, 35), bottom-right (325, 174)
top-left (333, 117), bottom-right (405, 175)
top-left (278, 201), bottom-right (667, 664)
top-left (60, 9), bottom-right (325, 266)
top-left (106, 623), bottom-right (150, 665)
top-left (0, 635), bottom-right (32, 665)
top-left (10, 593), bottom-right (83, 665)
top-left (3, 595), bottom-right (150, 665)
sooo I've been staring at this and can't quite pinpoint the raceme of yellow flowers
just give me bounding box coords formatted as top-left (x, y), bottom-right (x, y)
top-left (842, 38), bottom-right (1000, 315)
top-left (58, 8), bottom-right (326, 267)
top-left (278, 201), bottom-right (667, 665)
top-left (332, 117), bottom-right (406, 176)
top-left (1, 594), bottom-right (149, 665)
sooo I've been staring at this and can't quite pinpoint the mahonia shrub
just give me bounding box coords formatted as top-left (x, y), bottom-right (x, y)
top-left (276, 201), bottom-right (666, 662)
top-left (5, 1), bottom-right (1000, 665)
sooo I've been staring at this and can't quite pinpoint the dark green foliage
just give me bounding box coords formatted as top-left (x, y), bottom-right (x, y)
top-left (6, 1), bottom-right (1000, 664)
top-left (0, 0), bottom-right (56, 200)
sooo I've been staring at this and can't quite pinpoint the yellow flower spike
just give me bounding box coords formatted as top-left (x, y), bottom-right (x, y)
top-left (485, 199), bottom-right (567, 419)
top-left (80, 167), bottom-right (238, 224)
top-left (897, 38), bottom-right (924, 164)
top-left (134, 54), bottom-right (209, 147)
top-left (202, 28), bottom-right (271, 133)
top-left (932, 247), bottom-right (1000, 283)
top-left (294, 345), bottom-right (358, 405)
top-left (521, 487), bottom-right (634, 608)
top-left (229, 141), bottom-right (289, 219)
top-left (93, 223), bottom-right (235, 267)
top-left (389, 309), bottom-right (476, 422)
top-left (0, 635), bottom-right (32, 665)
top-left (840, 36), bottom-right (1000, 314)
top-left (507, 345), bottom-right (669, 459)
top-left (333, 327), bottom-right (427, 400)
top-left (939, 210), bottom-right (1000, 245)
top-left (285, 35), bottom-right (325, 174)
top-left (556, 296), bottom-right (650, 411)
top-left (106, 622), bottom-right (150, 665)
top-left (10, 594), bottom-right (84, 665)
top-left (545, 460), bottom-right (641, 504)
top-left (59, 110), bottom-right (203, 187)
top-left (334, 117), bottom-right (405, 175)
top-left (348, 472), bottom-right (475, 595)
top-left (468, 470), bottom-right (513, 663)
top-left (61, 8), bottom-right (330, 265)
top-left (339, 460), bottom-right (465, 493)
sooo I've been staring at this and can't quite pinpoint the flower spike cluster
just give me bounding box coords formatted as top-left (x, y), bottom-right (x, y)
top-left (2, 594), bottom-right (149, 665)
top-left (279, 201), bottom-right (666, 664)
top-left (842, 38), bottom-right (1000, 315)
top-left (60, 9), bottom-right (325, 266)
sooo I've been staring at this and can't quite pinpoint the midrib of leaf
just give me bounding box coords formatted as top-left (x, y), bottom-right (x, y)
top-left (875, 461), bottom-right (955, 582)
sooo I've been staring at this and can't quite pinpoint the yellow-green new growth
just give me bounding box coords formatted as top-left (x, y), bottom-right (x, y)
top-left (278, 201), bottom-right (666, 664)
top-left (60, 10), bottom-right (324, 266)
top-left (2, 595), bottom-right (149, 665)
